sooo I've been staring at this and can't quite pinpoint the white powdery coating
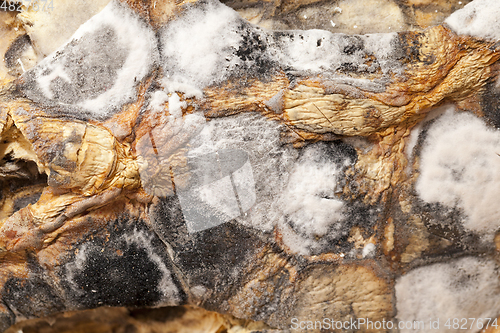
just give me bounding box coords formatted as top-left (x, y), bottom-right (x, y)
top-left (445, 0), bottom-right (500, 41)
top-left (160, 0), bottom-right (243, 91)
top-left (37, 64), bottom-right (71, 99)
top-left (186, 113), bottom-right (297, 233)
top-left (362, 242), bottom-right (375, 258)
top-left (149, 90), bottom-right (169, 113)
top-left (361, 33), bottom-right (397, 58)
top-left (34, 0), bottom-right (157, 117)
top-left (161, 79), bottom-right (203, 99)
top-left (275, 29), bottom-right (400, 79)
top-left (76, 1), bottom-right (157, 114)
top-left (361, 32), bottom-right (402, 76)
top-left (404, 122), bottom-right (421, 158)
top-left (282, 161), bottom-right (344, 237)
top-left (396, 257), bottom-right (500, 333)
top-left (416, 108), bottom-right (500, 235)
top-left (277, 29), bottom-right (342, 72)
top-left (167, 93), bottom-right (186, 119)
top-left (276, 144), bottom-right (350, 255)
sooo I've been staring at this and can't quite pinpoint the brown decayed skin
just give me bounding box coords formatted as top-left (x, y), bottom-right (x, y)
top-left (0, 1), bottom-right (499, 330)
top-left (0, 18), bottom-right (499, 255)
top-left (100, 74), bottom-right (155, 143)
top-left (117, 0), bottom-right (199, 29)
top-left (203, 25), bottom-right (500, 205)
top-left (227, 246), bottom-right (298, 326)
top-left (290, 263), bottom-right (394, 332)
top-left (4, 305), bottom-right (271, 333)
top-left (0, 97), bottom-right (143, 252)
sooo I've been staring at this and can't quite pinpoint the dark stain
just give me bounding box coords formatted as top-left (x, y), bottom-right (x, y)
top-left (394, 31), bottom-right (424, 63)
top-left (13, 192), bottom-right (42, 213)
top-left (47, 167), bottom-right (71, 187)
top-left (342, 36), bottom-right (364, 55)
top-left (4, 34), bottom-right (31, 68)
top-left (71, 242), bottom-right (163, 307)
top-left (60, 216), bottom-right (186, 308)
top-left (339, 62), bottom-right (358, 72)
top-left (480, 77), bottom-right (500, 129)
top-left (148, 195), bottom-right (267, 303)
top-left (0, 154), bottom-right (46, 191)
top-left (273, 31), bottom-right (295, 42)
top-left (3, 275), bottom-right (65, 318)
top-left (233, 23), bottom-right (277, 78)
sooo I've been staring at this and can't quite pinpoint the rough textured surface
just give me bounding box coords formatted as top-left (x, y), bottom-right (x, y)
top-left (0, 0), bottom-right (499, 332)
top-left (4, 305), bottom-right (271, 333)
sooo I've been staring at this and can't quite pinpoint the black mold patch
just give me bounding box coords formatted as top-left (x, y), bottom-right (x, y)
top-left (339, 62), bottom-right (359, 72)
top-left (418, 201), bottom-right (482, 254)
top-left (3, 275), bottom-right (65, 318)
top-left (71, 242), bottom-right (163, 307)
top-left (148, 195), bottom-right (266, 302)
top-left (60, 216), bottom-right (184, 308)
top-left (342, 36), bottom-right (364, 55)
top-left (233, 24), bottom-right (277, 78)
top-left (272, 31), bottom-right (295, 42)
top-left (480, 78), bottom-right (500, 129)
top-left (394, 31), bottom-right (424, 63)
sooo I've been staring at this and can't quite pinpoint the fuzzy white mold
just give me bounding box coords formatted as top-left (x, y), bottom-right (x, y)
top-left (446, 0), bottom-right (500, 41)
top-left (160, 0), bottom-right (243, 92)
top-left (416, 106), bottom-right (500, 236)
top-left (396, 257), bottom-right (500, 333)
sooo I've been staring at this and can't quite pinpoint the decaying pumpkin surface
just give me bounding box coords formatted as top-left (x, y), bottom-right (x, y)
top-left (0, 0), bottom-right (500, 332)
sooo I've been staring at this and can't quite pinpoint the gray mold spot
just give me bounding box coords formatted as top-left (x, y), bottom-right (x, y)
top-left (18, 0), bottom-right (158, 120)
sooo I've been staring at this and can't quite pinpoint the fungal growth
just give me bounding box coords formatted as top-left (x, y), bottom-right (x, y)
top-left (0, 0), bottom-right (499, 331)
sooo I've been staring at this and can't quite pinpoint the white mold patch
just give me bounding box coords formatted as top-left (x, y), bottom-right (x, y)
top-left (22, 0), bottom-right (158, 119)
top-left (271, 29), bottom-right (400, 86)
top-left (149, 90), bottom-right (169, 113)
top-left (362, 242), bottom-right (376, 258)
top-left (186, 113), bottom-right (297, 233)
top-left (416, 107), bottom-right (500, 236)
top-left (446, 0), bottom-right (500, 41)
top-left (276, 143), bottom-right (358, 255)
top-left (159, 0), bottom-right (401, 94)
top-left (167, 93), bottom-right (187, 119)
top-left (281, 153), bottom-right (345, 237)
top-left (160, 0), bottom-right (244, 92)
top-left (396, 257), bottom-right (500, 333)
